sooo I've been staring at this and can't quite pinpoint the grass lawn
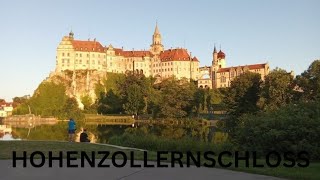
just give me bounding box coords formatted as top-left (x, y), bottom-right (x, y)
top-left (0, 141), bottom-right (319, 180)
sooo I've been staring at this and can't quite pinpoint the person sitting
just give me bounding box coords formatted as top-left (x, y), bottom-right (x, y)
top-left (80, 129), bottom-right (90, 143)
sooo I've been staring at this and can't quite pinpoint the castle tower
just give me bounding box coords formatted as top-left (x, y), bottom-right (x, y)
top-left (69, 30), bottom-right (74, 40)
top-left (150, 22), bottom-right (164, 55)
top-left (211, 45), bottom-right (226, 88)
top-left (212, 45), bottom-right (226, 70)
top-left (212, 45), bottom-right (218, 66)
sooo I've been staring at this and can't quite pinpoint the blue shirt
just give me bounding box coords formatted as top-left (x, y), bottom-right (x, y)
top-left (68, 120), bottom-right (76, 130)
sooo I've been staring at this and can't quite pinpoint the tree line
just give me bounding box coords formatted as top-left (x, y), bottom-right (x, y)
top-left (12, 60), bottom-right (320, 159)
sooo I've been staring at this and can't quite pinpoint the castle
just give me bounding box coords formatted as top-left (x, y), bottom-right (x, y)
top-left (54, 23), bottom-right (269, 91)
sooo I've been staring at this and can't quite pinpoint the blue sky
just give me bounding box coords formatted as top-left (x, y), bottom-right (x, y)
top-left (0, 0), bottom-right (319, 101)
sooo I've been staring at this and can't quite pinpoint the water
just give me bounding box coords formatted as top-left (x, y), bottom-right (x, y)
top-left (0, 119), bottom-right (218, 143)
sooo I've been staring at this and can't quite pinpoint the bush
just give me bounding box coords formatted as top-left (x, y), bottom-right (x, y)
top-left (234, 101), bottom-right (320, 160)
top-left (108, 133), bottom-right (235, 153)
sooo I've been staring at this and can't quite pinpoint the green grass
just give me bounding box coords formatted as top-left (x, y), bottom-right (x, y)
top-left (0, 141), bottom-right (319, 180)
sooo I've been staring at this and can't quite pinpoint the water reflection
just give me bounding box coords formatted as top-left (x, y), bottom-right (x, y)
top-left (0, 118), bottom-right (218, 143)
top-left (0, 125), bottom-right (21, 140)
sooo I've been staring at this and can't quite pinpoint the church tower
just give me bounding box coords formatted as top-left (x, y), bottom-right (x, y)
top-left (211, 45), bottom-right (226, 88)
top-left (150, 22), bottom-right (164, 55)
top-left (212, 45), bottom-right (226, 70)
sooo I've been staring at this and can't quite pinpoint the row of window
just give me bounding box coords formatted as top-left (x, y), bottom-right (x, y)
top-left (61, 65), bottom-right (103, 70)
top-left (62, 52), bottom-right (106, 58)
top-left (62, 59), bottom-right (107, 65)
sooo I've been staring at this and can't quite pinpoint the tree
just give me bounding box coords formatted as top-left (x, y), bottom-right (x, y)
top-left (13, 81), bottom-right (84, 120)
top-left (225, 72), bottom-right (262, 116)
top-left (60, 97), bottom-right (84, 120)
top-left (123, 84), bottom-right (145, 116)
top-left (234, 101), bottom-right (320, 160)
top-left (98, 89), bottom-right (123, 114)
top-left (81, 95), bottom-right (92, 110)
top-left (157, 78), bottom-right (196, 118)
top-left (295, 60), bottom-right (320, 101)
top-left (223, 72), bottom-right (262, 133)
top-left (260, 68), bottom-right (294, 110)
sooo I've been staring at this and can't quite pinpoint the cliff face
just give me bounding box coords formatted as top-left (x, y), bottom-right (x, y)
top-left (46, 70), bottom-right (106, 109)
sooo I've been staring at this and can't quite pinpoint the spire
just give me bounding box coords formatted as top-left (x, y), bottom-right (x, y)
top-left (69, 30), bottom-right (74, 38)
top-left (154, 21), bottom-right (160, 34)
top-left (214, 44), bottom-right (217, 53)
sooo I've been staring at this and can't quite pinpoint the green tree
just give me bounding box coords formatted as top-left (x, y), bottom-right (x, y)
top-left (123, 84), bottom-right (145, 116)
top-left (81, 95), bottom-right (92, 110)
top-left (235, 101), bottom-right (320, 160)
top-left (98, 89), bottom-right (123, 114)
top-left (260, 68), bottom-right (294, 110)
top-left (59, 97), bottom-right (84, 120)
top-left (223, 72), bottom-right (262, 133)
top-left (295, 60), bottom-right (320, 101)
top-left (157, 78), bottom-right (196, 118)
top-left (13, 81), bottom-right (84, 120)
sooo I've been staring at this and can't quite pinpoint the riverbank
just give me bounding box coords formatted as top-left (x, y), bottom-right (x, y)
top-left (0, 141), bottom-right (319, 180)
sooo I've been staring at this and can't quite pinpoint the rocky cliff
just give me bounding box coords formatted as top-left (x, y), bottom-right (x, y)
top-left (46, 70), bottom-right (106, 109)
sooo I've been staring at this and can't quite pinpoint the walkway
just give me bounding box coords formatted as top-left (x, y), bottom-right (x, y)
top-left (0, 159), bottom-right (284, 180)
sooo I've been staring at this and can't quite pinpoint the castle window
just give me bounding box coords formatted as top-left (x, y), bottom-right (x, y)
top-left (231, 72), bottom-right (234, 78)
top-left (87, 60), bottom-right (89, 64)
top-left (76, 53), bottom-right (78, 57)
top-left (98, 54), bottom-right (100, 58)
top-left (80, 54), bottom-right (82, 57)
top-left (62, 59), bottom-right (65, 63)
top-left (92, 54), bottom-right (95, 58)
top-left (110, 62), bottom-right (112, 66)
top-left (98, 60), bottom-right (100, 65)
top-left (79, 60), bottom-right (82, 64)
top-left (67, 53), bottom-right (70, 57)
top-left (92, 60), bottom-right (95, 64)
top-left (62, 53), bottom-right (65, 57)
top-left (87, 54), bottom-right (89, 58)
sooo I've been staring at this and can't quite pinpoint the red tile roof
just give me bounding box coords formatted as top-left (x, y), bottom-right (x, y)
top-left (71, 40), bottom-right (105, 53)
top-left (192, 56), bottom-right (199, 62)
top-left (160, 48), bottom-right (197, 62)
top-left (217, 63), bottom-right (267, 73)
top-left (113, 48), bottom-right (151, 57)
top-left (0, 101), bottom-right (12, 107)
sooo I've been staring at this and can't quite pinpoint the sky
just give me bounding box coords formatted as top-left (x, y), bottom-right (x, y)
top-left (0, 0), bottom-right (319, 101)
